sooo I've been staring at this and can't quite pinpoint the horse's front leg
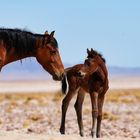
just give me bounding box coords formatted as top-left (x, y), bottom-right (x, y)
top-left (90, 92), bottom-right (98, 138)
top-left (74, 88), bottom-right (85, 137)
top-left (60, 89), bottom-right (76, 134)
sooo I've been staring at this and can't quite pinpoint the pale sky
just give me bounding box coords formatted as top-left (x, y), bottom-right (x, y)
top-left (0, 0), bottom-right (140, 67)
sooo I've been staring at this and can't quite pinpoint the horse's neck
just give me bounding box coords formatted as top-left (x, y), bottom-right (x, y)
top-left (1, 32), bottom-right (41, 67)
top-left (4, 48), bottom-right (35, 65)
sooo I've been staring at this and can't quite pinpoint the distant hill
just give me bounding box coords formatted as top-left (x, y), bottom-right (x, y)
top-left (0, 58), bottom-right (50, 80)
top-left (0, 59), bottom-right (140, 80)
top-left (108, 66), bottom-right (140, 76)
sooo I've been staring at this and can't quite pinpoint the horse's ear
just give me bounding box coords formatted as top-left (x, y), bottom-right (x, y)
top-left (50, 31), bottom-right (55, 38)
top-left (44, 31), bottom-right (49, 35)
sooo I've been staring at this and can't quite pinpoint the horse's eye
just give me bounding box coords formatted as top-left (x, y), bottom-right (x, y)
top-left (50, 50), bottom-right (56, 55)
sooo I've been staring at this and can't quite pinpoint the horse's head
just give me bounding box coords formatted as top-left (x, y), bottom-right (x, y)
top-left (36, 31), bottom-right (64, 81)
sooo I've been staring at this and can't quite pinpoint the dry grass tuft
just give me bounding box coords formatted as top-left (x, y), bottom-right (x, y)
top-left (105, 89), bottom-right (140, 103)
top-left (52, 91), bottom-right (64, 102)
top-left (28, 113), bottom-right (44, 121)
top-left (23, 120), bottom-right (31, 128)
top-left (103, 111), bottom-right (119, 121)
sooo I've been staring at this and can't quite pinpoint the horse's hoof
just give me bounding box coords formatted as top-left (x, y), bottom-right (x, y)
top-left (60, 128), bottom-right (65, 135)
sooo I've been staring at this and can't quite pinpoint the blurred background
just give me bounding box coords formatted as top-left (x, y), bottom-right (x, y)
top-left (0, 0), bottom-right (140, 87)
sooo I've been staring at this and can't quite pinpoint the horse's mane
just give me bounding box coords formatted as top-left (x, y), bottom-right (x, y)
top-left (0, 28), bottom-right (58, 56)
top-left (88, 49), bottom-right (106, 63)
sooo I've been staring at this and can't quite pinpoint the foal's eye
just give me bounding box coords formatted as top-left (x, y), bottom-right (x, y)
top-left (87, 61), bottom-right (91, 66)
top-left (50, 50), bottom-right (56, 55)
top-left (85, 60), bottom-right (91, 66)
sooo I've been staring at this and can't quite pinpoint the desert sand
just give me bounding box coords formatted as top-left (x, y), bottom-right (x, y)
top-left (0, 76), bottom-right (139, 140)
top-left (0, 131), bottom-right (137, 140)
top-left (0, 76), bottom-right (140, 93)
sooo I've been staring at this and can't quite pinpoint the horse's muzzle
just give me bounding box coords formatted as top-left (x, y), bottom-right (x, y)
top-left (53, 73), bottom-right (64, 81)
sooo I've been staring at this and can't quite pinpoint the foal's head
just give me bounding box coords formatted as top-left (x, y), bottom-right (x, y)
top-left (78, 49), bottom-right (105, 77)
top-left (87, 48), bottom-right (106, 64)
top-left (35, 31), bottom-right (64, 80)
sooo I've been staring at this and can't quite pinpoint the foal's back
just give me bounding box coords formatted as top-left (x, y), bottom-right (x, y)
top-left (62, 63), bottom-right (105, 94)
top-left (62, 64), bottom-right (83, 93)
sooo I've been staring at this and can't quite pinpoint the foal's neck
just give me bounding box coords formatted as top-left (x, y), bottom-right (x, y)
top-left (95, 56), bottom-right (108, 79)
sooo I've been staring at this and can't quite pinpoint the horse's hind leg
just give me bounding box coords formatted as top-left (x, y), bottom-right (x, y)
top-left (90, 92), bottom-right (98, 138)
top-left (96, 94), bottom-right (105, 138)
top-left (60, 90), bottom-right (76, 134)
top-left (74, 88), bottom-right (85, 137)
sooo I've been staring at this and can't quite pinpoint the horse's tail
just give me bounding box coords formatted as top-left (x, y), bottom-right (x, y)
top-left (61, 72), bottom-right (69, 94)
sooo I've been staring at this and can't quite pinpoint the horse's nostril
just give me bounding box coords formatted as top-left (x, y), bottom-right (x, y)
top-left (53, 72), bottom-right (64, 81)
top-left (61, 73), bottom-right (64, 79)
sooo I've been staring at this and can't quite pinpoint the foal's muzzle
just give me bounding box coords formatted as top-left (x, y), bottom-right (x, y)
top-left (77, 71), bottom-right (86, 78)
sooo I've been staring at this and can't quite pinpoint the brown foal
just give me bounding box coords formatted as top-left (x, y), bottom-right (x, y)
top-left (60, 48), bottom-right (109, 138)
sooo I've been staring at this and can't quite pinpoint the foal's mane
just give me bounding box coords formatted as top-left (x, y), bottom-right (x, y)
top-left (0, 28), bottom-right (58, 56)
top-left (87, 49), bottom-right (106, 63)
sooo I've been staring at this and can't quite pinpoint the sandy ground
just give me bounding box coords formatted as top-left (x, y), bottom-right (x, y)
top-left (109, 76), bottom-right (140, 89)
top-left (0, 90), bottom-right (139, 140)
top-left (0, 76), bottom-right (140, 93)
top-left (0, 131), bottom-right (137, 140)
top-left (0, 77), bottom-right (139, 140)
top-left (0, 80), bottom-right (61, 93)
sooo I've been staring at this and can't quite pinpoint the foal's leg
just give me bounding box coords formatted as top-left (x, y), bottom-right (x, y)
top-left (60, 89), bottom-right (76, 134)
top-left (90, 92), bottom-right (98, 138)
top-left (74, 88), bottom-right (85, 137)
top-left (96, 95), bottom-right (105, 138)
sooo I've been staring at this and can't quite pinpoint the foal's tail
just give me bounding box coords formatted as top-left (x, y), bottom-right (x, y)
top-left (61, 72), bottom-right (69, 94)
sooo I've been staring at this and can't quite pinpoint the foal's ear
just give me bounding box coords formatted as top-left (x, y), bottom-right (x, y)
top-left (87, 48), bottom-right (91, 55)
top-left (91, 48), bottom-right (94, 52)
top-left (90, 48), bottom-right (95, 55)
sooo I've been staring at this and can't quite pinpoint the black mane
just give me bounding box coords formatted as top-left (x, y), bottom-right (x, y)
top-left (0, 28), bottom-right (58, 56)
top-left (88, 49), bottom-right (106, 63)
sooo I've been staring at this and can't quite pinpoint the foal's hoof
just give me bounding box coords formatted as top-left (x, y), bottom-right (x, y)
top-left (80, 132), bottom-right (84, 137)
top-left (80, 133), bottom-right (84, 137)
top-left (91, 131), bottom-right (97, 138)
top-left (60, 128), bottom-right (65, 135)
top-left (96, 133), bottom-right (101, 138)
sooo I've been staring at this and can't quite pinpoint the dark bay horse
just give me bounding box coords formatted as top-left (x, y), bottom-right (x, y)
top-left (60, 49), bottom-right (109, 138)
top-left (0, 28), bottom-right (64, 80)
